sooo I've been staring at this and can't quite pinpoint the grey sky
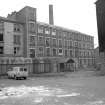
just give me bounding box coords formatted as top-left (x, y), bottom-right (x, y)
top-left (0, 0), bottom-right (98, 47)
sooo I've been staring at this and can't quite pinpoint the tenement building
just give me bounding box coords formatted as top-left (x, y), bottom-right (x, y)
top-left (0, 5), bottom-right (95, 73)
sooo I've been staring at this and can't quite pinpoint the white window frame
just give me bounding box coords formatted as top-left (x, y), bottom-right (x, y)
top-left (29, 48), bottom-right (36, 57)
top-left (58, 48), bottom-right (63, 55)
top-left (52, 29), bottom-right (56, 35)
top-left (38, 26), bottom-right (43, 33)
top-left (45, 28), bottom-right (50, 34)
top-left (52, 38), bottom-right (57, 46)
top-left (38, 46), bottom-right (44, 56)
top-left (52, 48), bottom-right (57, 56)
top-left (45, 37), bottom-right (50, 46)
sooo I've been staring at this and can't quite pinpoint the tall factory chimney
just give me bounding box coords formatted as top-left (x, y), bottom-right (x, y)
top-left (49, 4), bottom-right (54, 25)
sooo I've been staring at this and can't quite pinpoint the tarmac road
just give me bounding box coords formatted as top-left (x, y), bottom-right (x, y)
top-left (0, 71), bottom-right (105, 105)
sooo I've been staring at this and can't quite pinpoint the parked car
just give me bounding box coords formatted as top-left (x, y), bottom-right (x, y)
top-left (7, 67), bottom-right (28, 80)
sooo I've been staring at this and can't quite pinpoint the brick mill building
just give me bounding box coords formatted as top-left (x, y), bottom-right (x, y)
top-left (0, 5), bottom-right (95, 74)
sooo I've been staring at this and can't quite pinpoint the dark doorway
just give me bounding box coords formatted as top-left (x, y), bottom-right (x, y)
top-left (65, 59), bottom-right (75, 72)
top-left (59, 63), bottom-right (65, 72)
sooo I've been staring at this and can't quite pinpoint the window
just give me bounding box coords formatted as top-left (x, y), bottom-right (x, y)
top-left (74, 34), bottom-right (78, 40)
top-left (67, 40), bottom-right (69, 47)
top-left (74, 42), bottom-right (78, 47)
top-left (38, 26), bottom-right (43, 33)
top-left (58, 39), bottom-right (62, 47)
top-left (91, 37), bottom-right (94, 42)
top-left (14, 24), bottom-right (21, 32)
top-left (45, 38), bottom-right (50, 47)
top-left (0, 33), bottom-right (3, 41)
top-left (38, 36), bottom-right (44, 45)
top-left (38, 47), bottom-right (44, 57)
top-left (46, 48), bottom-right (50, 56)
top-left (29, 23), bottom-right (35, 33)
top-left (52, 29), bottom-right (56, 35)
top-left (45, 28), bottom-right (50, 34)
top-left (52, 38), bottom-right (57, 46)
top-left (0, 47), bottom-right (3, 54)
top-left (63, 32), bottom-right (67, 37)
top-left (75, 50), bottom-right (78, 57)
top-left (78, 43), bottom-right (81, 48)
top-left (14, 47), bottom-right (20, 55)
top-left (65, 49), bottom-right (68, 57)
top-left (58, 49), bottom-right (63, 55)
top-left (30, 36), bottom-right (36, 46)
top-left (79, 51), bottom-right (81, 57)
top-left (70, 41), bottom-right (73, 47)
top-left (91, 45), bottom-right (94, 49)
top-left (70, 50), bottom-right (73, 57)
top-left (58, 31), bottom-right (62, 37)
top-left (64, 40), bottom-right (68, 47)
top-left (52, 48), bottom-right (57, 56)
top-left (68, 40), bottom-right (70, 48)
top-left (30, 49), bottom-right (35, 58)
top-left (69, 32), bottom-right (73, 39)
top-left (81, 51), bottom-right (84, 56)
top-left (72, 42), bottom-right (75, 47)
top-left (83, 43), bottom-right (85, 49)
top-left (14, 35), bottom-right (21, 45)
top-left (78, 34), bottom-right (81, 41)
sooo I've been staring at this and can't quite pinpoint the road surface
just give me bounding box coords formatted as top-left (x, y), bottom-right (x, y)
top-left (0, 71), bottom-right (105, 105)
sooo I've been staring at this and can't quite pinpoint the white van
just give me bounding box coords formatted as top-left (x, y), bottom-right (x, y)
top-left (7, 67), bottom-right (28, 80)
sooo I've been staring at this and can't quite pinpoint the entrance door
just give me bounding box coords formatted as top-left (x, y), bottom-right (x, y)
top-left (59, 63), bottom-right (65, 72)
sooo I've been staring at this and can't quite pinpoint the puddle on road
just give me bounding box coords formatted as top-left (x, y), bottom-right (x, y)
top-left (1, 85), bottom-right (104, 105)
top-left (33, 97), bottom-right (44, 103)
top-left (0, 85), bottom-right (80, 103)
top-left (57, 93), bottom-right (80, 97)
top-left (85, 100), bottom-right (104, 105)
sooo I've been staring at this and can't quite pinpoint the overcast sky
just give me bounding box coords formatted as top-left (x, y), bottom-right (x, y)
top-left (0, 0), bottom-right (98, 48)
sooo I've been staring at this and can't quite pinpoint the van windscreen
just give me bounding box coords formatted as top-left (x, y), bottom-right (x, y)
top-left (20, 68), bottom-right (23, 71)
top-left (24, 68), bottom-right (27, 71)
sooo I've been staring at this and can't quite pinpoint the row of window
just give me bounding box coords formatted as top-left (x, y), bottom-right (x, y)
top-left (0, 33), bottom-right (21, 45)
top-left (28, 22), bottom-right (93, 42)
top-left (0, 46), bottom-right (20, 55)
top-left (29, 47), bottom-right (94, 58)
top-left (37, 26), bottom-right (93, 42)
top-left (14, 24), bottom-right (22, 32)
top-left (29, 48), bottom-right (73, 58)
top-left (0, 45), bottom-right (94, 58)
top-left (79, 58), bottom-right (95, 67)
top-left (29, 36), bottom-right (94, 49)
top-left (0, 22), bottom-right (22, 32)
top-left (0, 22), bottom-right (94, 43)
top-left (14, 35), bottom-right (21, 45)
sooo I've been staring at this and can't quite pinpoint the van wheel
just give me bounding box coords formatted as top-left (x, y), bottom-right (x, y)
top-left (8, 75), bottom-right (10, 79)
top-left (14, 75), bottom-right (18, 80)
top-left (24, 77), bottom-right (27, 80)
